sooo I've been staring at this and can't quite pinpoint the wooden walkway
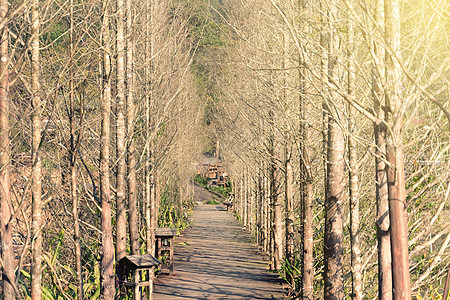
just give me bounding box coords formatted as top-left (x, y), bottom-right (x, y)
top-left (154, 197), bottom-right (285, 299)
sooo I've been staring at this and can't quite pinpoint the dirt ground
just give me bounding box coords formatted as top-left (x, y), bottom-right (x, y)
top-left (153, 184), bottom-right (286, 299)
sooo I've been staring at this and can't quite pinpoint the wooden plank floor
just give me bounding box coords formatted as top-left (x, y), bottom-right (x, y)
top-left (154, 194), bottom-right (285, 299)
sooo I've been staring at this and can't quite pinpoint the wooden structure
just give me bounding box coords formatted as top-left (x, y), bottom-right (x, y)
top-left (197, 163), bottom-right (229, 187)
top-left (223, 201), bottom-right (233, 211)
top-left (222, 194), bottom-right (234, 211)
top-left (155, 227), bottom-right (177, 275)
top-left (117, 254), bottom-right (160, 298)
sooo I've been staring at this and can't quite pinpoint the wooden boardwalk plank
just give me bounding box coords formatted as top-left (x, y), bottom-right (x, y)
top-left (154, 199), bottom-right (285, 299)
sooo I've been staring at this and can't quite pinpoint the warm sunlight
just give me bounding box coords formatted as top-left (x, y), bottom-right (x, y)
top-left (0, 0), bottom-right (448, 299)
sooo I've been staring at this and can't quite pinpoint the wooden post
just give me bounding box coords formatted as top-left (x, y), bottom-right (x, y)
top-left (117, 255), bottom-right (160, 300)
top-left (155, 227), bottom-right (177, 275)
top-left (169, 238), bottom-right (174, 275)
top-left (133, 270), bottom-right (139, 299)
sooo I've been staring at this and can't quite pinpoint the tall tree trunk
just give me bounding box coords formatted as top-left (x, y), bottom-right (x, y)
top-left (145, 0), bottom-right (154, 258)
top-left (264, 173), bottom-right (269, 253)
top-left (300, 143), bottom-right (314, 300)
top-left (324, 110), bottom-right (345, 299)
top-left (247, 170), bottom-right (251, 231)
top-left (145, 108), bottom-right (155, 300)
top-left (285, 148), bottom-right (295, 287)
top-left (260, 173), bottom-right (266, 251)
top-left (244, 168), bottom-right (248, 228)
top-left (125, 0), bottom-right (139, 297)
top-left (115, 0), bottom-right (127, 262)
top-left (320, 0), bottom-right (329, 206)
top-left (324, 103), bottom-right (345, 300)
top-left (239, 177), bottom-right (243, 219)
top-left (273, 165), bottom-right (283, 272)
top-left (126, 0), bottom-right (138, 257)
top-left (145, 0), bottom-right (156, 267)
top-left (347, 10), bottom-right (362, 300)
top-left (100, 0), bottom-right (115, 297)
top-left (249, 173), bottom-right (253, 232)
top-left (268, 147), bottom-right (275, 270)
top-left (249, 176), bottom-right (256, 235)
top-left (69, 2), bottom-right (83, 298)
top-left (348, 89), bottom-right (362, 300)
top-left (145, 101), bottom-right (152, 256)
top-left (298, 1), bottom-right (314, 294)
top-left (259, 173), bottom-right (264, 249)
top-left (154, 168), bottom-right (160, 227)
top-left (30, 0), bottom-right (42, 297)
top-left (269, 111), bottom-right (282, 271)
top-left (320, 13), bottom-right (329, 297)
top-left (256, 172), bottom-right (262, 246)
top-left (269, 163), bottom-right (275, 271)
top-left (324, 1), bottom-right (345, 298)
top-left (373, 0), bottom-right (392, 297)
top-left (300, 64), bottom-right (314, 300)
top-left (150, 171), bottom-right (156, 243)
top-left (249, 182), bottom-right (253, 233)
top-left (0, 0), bottom-right (15, 296)
top-left (384, 0), bottom-right (411, 297)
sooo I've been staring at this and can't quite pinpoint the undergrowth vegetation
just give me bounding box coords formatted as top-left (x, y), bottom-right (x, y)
top-left (194, 174), bottom-right (232, 198)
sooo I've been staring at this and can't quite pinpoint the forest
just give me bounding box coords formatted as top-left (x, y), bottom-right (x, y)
top-left (0, 0), bottom-right (448, 299)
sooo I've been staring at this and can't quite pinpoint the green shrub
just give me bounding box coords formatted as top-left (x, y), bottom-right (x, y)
top-left (209, 182), bottom-right (232, 198)
top-left (194, 174), bottom-right (208, 187)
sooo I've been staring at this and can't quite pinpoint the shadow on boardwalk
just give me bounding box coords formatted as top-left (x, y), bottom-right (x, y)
top-left (154, 189), bottom-right (285, 299)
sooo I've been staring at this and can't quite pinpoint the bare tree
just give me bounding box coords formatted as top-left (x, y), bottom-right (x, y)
top-left (324, 0), bottom-right (345, 298)
top-left (68, 1), bottom-right (83, 298)
top-left (100, 0), bottom-right (115, 297)
top-left (285, 148), bottom-right (294, 287)
top-left (372, 0), bottom-right (393, 298)
top-left (269, 109), bottom-right (283, 271)
top-left (126, 0), bottom-right (139, 297)
top-left (347, 7), bottom-right (362, 299)
top-left (300, 72), bottom-right (314, 300)
top-left (0, 0), bottom-right (15, 296)
top-left (384, 0), bottom-right (411, 297)
top-left (126, 0), bottom-right (138, 257)
top-left (116, 0), bottom-right (127, 262)
top-left (145, 0), bottom-right (155, 264)
top-left (299, 2), bottom-right (314, 297)
top-left (30, 0), bottom-right (43, 297)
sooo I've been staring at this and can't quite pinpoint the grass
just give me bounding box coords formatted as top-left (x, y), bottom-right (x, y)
top-left (195, 174), bottom-right (232, 198)
top-left (204, 199), bottom-right (221, 205)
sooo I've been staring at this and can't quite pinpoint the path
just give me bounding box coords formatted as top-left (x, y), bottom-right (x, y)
top-left (154, 186), bottom-right (285, 299)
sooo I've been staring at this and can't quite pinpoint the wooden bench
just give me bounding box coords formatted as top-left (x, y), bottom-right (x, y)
top-left (117, 254), bottom-right (160, 298)
top-left (155, 227), bottom-right (177, 275)
top-left (223, 201), bottom-right (233, 211)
